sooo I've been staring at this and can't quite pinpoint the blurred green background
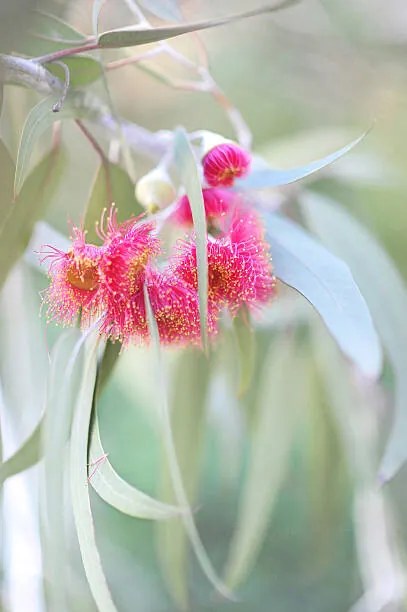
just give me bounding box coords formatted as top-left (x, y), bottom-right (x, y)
top-left (1, 1), bottom-right (407, 610)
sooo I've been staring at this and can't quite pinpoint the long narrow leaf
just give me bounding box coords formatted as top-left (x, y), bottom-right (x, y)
top-left (1, 148), bottom-right (66, 288)
top-left (313, 325), bottom-right (406, 610)
top-left (143, 285), bottom-right (232, 600)
top-left (301, 192), bottom-right (407, 480)
top-left (98, 1), bottom-right (297, 48)
top-left (173, 128), bottom-right (208, 349)
top-left (42, 328), bottom-right (82, 612)
top-left (266, 212), bottom-right (382, 379)
top-left (236, 132), bottom-right (366, 190)
top-left (70, 334), bottom-right (117, 612)
top-left (156, 347), bottom-right (210, 608)
top-left (0, 416), bottom-right (43, 485)
top-left (138, 0), bottom-right (182, 22)
top-left (89, 414), bottom-right (182, 520)
top-left (224, 334), bottom-right (305, 588)
top-left (14, 95), bottom-right (80, 196)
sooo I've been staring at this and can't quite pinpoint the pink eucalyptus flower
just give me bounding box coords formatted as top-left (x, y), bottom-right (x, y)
top-left (171, 188), bottom-right (237, 226)
top-left (41, 227), bottom-right (104, 327)
top-left (146, 268), bottom-right (215, 345)
top-left (202, 143), bottom-right (251, 188)
top-left (99, 218), bottom-right (160, 342)
top-left (172, 207), bottom-right (276, 315)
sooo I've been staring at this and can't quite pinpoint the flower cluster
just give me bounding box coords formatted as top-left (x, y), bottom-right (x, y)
top-left (41, 143), bottom-right (276, 346)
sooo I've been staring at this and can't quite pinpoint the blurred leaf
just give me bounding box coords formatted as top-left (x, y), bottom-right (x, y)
top-left (16, 10), bottom-right (87, 56)
top-left (70, 333), bottom-right (118, 612)
top-left (43, 327), bottom-right (82, 611)
top-left (98, 2), bottom-right (296, 48)
top-left (0, 138), bottom-right (15, 225)
top-left (14, 95), bottom-right (80, 196)
top-left (156, 348), bottom-right (210, 608)
top-left (138, 0), bottom-right (182, 22)
top-left (96, 340), bottom-right (121, 395)
top-left (0, 146), bottom-right (65, 288)
top-left (92, 0), bottom-right (105, 37)
top-left (313, 325), bottom-right (407, 611)
top-left (0, 415), bottom-right (43, 484)
top-left (89, 414), bottom-right (182, 520)
top-left (224, 333), bottom-right (304, 588)
top-left (236, 132), bottom-right (366, 190)
top-left (144, 286), bottom-right (232, 602)
top-left (47, 56), bottom-right (102, 88)
top-left (173, 127), bottom-right (208, 349)
top-left (233, 309), bottom-right (256, 397)
top-left (301, 192), bottom-right (407, 480)
top-left (84, 163), bottom-right (142, 242)
top-left (265, 212), bottom-right (382, 379)
top-left (0, 1), bottom-right (45, 54)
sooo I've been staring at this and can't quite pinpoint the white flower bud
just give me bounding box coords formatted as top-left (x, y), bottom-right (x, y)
top-left (135, 167), bottom-right (176, 212)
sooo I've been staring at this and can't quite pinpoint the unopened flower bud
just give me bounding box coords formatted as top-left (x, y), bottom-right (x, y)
top-left (203, 143), bottom-right (251, 188)
top-left (135, 167), bottom-right (176, 213)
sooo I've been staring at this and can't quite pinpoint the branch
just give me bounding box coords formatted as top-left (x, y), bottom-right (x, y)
top-left (0, 54), bottom-right (169, 161)
top-left (0, 54), bottom-right (63, 96)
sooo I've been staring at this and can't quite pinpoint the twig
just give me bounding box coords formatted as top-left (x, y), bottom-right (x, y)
top-left (52, 61), bottom-right (70, 112)
top-left (32, 40), bottom-right (100, 65)
top-left (75, 119), bottom-right (113, 205)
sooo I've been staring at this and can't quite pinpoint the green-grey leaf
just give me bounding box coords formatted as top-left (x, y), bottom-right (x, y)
top-left (0, 416), bottom-right (43, 484)
top-left (300, 192), bottom-right (407, 480)
top-left (14, 95), bottom-right (80, 196)
top-left (89, 414), bottom-right (181, 520)
top-left (70, 334), bottom-right (117, 612)
top-left (232, 310), bottom-right (256, 397)
top-left (266, 212), bottom-right (382, 379)
top-left (1, 147), bottom-right (65, 288)
top-left (173, 127), bottom-right (207, 349)
top-left (47, 56), bottom-right (102, 88)
top-left (84, 163), bottom-right (143, 242)
top-left (236, 132), bottom-right (367, 190)
top-left (98, 1), bottom-right (296, 48)
top-left (43, 328), bottom-right (83, 612)
top-left (16, 10), bottom-right (86, 56)
top-left (224, 335), bottom-right (305, 588)
top-left (0, 138), bottom-right (15, 227)
top-left (156, 348), bottom-right (210, 608)
top-left (138, 0), bottom-right (182, 22)
top-left (144, 286), bottom-right (232, 600)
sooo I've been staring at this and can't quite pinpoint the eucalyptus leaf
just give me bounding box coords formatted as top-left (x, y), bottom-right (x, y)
top-left (98, 1), bottom-right (296, 48)
top-left (14, 95), bottom-right (81, 196)
top-left (42, 328), bottom-right (82, 612)
top-left (173, 127), bottom-right (208, 349)
top-left (224, 334), bottom-right (304, 588)
top-left (47, 56), bottom-right (102, 88)
top-left (85, 162), bottom-right (142, 242)
top-left (16, 10), bottom-right (86, 56)
top-left (0, 416), bottom-right (43, 485)
top-left (1, 147), bottom-right (66, 289)
top-left (0, 139), bottom-right (14, 229)
top-left (138, 0), bottom-right (182, 22)
top-left (144, 286), bottom-right (232, 600)
top-left (313, 325), bottom-right (406, 611)
top-left (70, 333), bottom-right (118, 612)
top-left (96, 340), bottom-right (121, 395)
top-left (233, 309), bottom-right (256, 397)
top-left (301, 192), bottom-right (407, 480)
top-left (156, 348), bottom-right (210, 608)
top-left (266, 212), bottom-right (382, 379)
top-left (236, 132), bottom-right (367, 190)
top-left (89, 414), bottom-right (182, 520)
